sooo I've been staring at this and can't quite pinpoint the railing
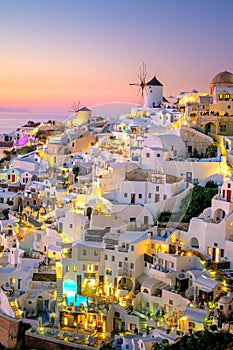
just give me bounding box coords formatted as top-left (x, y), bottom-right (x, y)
top-left (117, 268), bottom-right (132, 277)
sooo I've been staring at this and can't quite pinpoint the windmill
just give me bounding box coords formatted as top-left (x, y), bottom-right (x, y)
top-left (129, 63), bottom-right (148, 106)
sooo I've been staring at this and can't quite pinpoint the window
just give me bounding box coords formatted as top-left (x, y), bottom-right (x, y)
top-left (138, 193), bottom-right (142, 199)
top-left (151, 243), bottom-right (154, 249)
top-left (73, 265), bottom-right (77, 272)
top-left (94, 249), bottom-right (98, 256)
top-left (157, 153), bottom-right (160, 157)
top-left (214, 242), bottom-right (218, 247)
top-left (207, 246), bottom-right (211, 255)
top-left (70, 224), bottom-right (73, 229)
top-left (119, 261), bottom-right (122, 267)
top-left (95, 265), bottom-right (98, 271)
top-left (146, 153), bottom-right (150, 158)
top-left (229, 305), bottom-right (232, 310)
top-left (83, 249), bottom-right (87, 256)
top-left (223, 189), bottom-right (225, 198)
top-left (148, 193), bottom-right (151, 199)
top-left (228, 183), bottom-right (231, 188)
top-left (228, 105), bottom-right (231, 109)
top-left (163, 194), bottom-right (167, 200)
top-left (220, 125), bottom-right (226, 132)
top-left (220, 305), bottom-right (223, 310)
top-left (112, 256), bottom-right (115, 262)
top-left (131, 245), bottom-right (134, 251)
top-left (124, 193), bottom-right (127, 198)
top-left (105, 255), bottom-right (108, 260)
top-left (106, 268), bottom-right (112, 275)
top-left (169, 299), bottom-right (173, 305)
top-left (156, 186), bottom-right (159, 192)
top-left (188, 322), bottom-right (195, 329)
top-left (66, 266), bottom-right (70, 272)
top-left (130, 263), bottom-right (134, 269)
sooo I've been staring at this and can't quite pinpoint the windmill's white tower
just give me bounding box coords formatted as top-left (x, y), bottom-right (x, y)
top-left (74, 107), bottom-right (92, 126)
top-left (145, 76), bottom-right (164, 108)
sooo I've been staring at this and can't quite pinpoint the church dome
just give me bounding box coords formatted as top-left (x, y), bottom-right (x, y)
top-left (211, 70), bottom-right (233, 85)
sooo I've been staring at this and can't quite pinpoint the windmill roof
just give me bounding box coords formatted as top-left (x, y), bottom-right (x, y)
top-left (78, 107), bottom-right (91, 112)
top-left (146, 76), bottom-right (163, 86)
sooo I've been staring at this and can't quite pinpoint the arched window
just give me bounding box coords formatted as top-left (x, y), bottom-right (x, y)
top-left (190, 237), bottom-right (199, 248)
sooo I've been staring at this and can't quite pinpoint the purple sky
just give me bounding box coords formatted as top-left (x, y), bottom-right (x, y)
top-left (1, 0), bottom-right (233, 116)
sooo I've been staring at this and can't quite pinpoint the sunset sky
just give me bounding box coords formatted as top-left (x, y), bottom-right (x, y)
top-left (1, 0), bottom-right (233, 116)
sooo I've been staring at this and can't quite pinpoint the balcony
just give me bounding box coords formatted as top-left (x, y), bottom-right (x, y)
top-left (117, 268), bottom-right (132, 277)
top-left (118, 246), bottom-right (129, 253)
top-left (84, 272), bottom-right (96, 279)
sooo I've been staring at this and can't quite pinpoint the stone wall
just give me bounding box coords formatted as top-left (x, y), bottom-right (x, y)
top-left (0, 313), bottom-right (21, 349)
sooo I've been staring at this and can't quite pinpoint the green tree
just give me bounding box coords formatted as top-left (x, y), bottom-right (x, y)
top-left (205, 145), bottom-right (217, 158)
top-left (177, 184), bottom-right (218, 223)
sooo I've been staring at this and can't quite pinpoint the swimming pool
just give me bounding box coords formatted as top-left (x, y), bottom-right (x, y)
top-left (67, 294), bottom-right (91, 307)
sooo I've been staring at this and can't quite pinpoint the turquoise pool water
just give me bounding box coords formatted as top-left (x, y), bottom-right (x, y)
top-left (67, 294), bottom-right (91, 306)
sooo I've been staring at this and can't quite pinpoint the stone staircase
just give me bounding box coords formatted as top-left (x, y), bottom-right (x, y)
top-left (56, 264), bottom-right (63, 305)
top-left (55, 264), bottom-right (63, 323)
top-left (10, 300), bottom-right (21, 319)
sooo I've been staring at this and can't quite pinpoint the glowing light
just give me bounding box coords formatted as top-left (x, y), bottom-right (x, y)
top-left (64, 317), bottom-right (68, 326)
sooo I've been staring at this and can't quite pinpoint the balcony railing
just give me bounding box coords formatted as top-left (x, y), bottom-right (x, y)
top-left (117, 268), bottom-right (132, 277)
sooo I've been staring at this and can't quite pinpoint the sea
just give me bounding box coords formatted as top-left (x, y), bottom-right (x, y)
top-left (0, 113), bottom-right (68, 134)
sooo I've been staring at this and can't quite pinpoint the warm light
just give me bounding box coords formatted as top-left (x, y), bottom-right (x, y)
top-left (37, 327), bottom-right (44, 334)
top-left (64, 317), bottom-right (68, 326)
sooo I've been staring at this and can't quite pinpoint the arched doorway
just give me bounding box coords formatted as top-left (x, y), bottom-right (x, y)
top-left (214, 208), bottom-right (226, 223)
top-left (204, 122), bottom-right (216, 134)
top-left (13, 196), bottom-right (23, 212)
top-left (86, 207), bottom-right (93, 220)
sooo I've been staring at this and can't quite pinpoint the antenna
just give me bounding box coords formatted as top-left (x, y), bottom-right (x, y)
top-left (130, 63), bottom-right (148, 106)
